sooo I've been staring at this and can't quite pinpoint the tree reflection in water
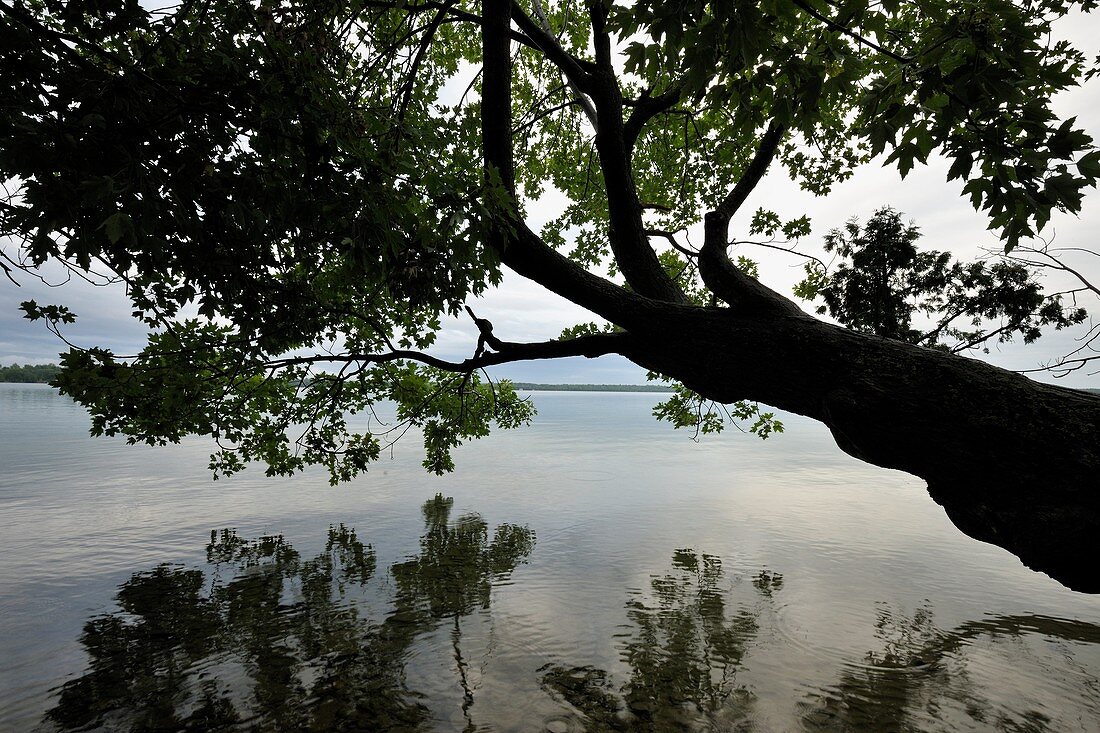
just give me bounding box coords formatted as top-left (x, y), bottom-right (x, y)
top-left (42, 505), bottom-right (1100, 732)
top-left (45, 495), bottom-right (534, 732)
top-left (799, 607), bottom-right (1100, 732)
top-left (540, 556), bottom-right (1100, 733)
top-left (540, 551), bottom-right (782, 732)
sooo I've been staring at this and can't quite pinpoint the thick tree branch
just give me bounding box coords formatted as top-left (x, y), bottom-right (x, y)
top-left (498, 220), bottom-right (675, 330)
top-left (481, 0), bottom-right (516, 257)
top-left (587, 0), bottom-right (612, 69)
top-left (624, 81), bottom-right (687, 151)
top-left (571, 2), bottom-right (686, 304)
top-left (528, 0), bottom-right (597, 127)
top-left (477, 1), bottom-right (682, 319)
top-left (479, 0), bottom-right (682, 307)
top-left (263, 331), bottom-right (629, 373)
top-left (480, 0), bottom-right (619, 320)
top-left (699, 123), bottom-right (804, 316)
top-left (712, 122), bottom-right (786, 222)
top-left (509, 1), bottom-right (596, 92)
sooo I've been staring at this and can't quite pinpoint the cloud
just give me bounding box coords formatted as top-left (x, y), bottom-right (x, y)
top-left (0, 261), bottom-right (149, 364)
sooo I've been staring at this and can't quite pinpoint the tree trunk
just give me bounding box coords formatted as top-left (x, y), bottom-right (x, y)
top-left (623, 307), bottom-right (1100, 593)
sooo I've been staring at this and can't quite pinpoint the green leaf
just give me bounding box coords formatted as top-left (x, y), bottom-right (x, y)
top-left (103, 213), bottom-right (127, 245)
top-left (1077, 150), bottom-right (1100, 179)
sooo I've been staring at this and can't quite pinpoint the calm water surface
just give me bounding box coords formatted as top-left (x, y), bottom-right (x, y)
top-left (1, 383), bottom-right (1098, 731)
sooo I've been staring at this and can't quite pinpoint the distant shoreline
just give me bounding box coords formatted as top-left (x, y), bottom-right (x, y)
top-left (0, 363), bottom-right (60, 384)
top-left (512, 382), bottom-right (674, 393)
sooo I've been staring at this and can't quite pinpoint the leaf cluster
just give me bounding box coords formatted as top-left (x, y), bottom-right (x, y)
top-left (1, 0), bottom-right (538, 478)
top-left (52, 327), bottom-right (534, 482)
top-left (649, 372), bottom-right (784, 441)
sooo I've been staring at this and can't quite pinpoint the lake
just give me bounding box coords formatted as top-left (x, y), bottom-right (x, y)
top-left (1, 383), bottom-right (1098, 731)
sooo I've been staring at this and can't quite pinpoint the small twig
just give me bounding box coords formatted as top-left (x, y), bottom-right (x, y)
top-left (646, 228), bottom-right (698, 258)
top-left (732, 239), bottom-right (828, 271)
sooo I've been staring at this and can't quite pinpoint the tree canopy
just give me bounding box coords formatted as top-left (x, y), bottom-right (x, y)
top-left (1, 0), bottom-right (1098, 496)
top-left (794, 206), bottom-right (1087, 348)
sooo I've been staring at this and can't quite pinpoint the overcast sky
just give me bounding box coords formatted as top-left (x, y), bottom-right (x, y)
top-left (3, 10), bottom-right (1099, 388)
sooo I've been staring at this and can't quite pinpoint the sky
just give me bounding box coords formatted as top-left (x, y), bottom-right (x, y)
top-left (2, 8), bottom-right (1099, 388)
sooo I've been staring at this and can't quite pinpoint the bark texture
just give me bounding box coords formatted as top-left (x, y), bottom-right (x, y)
top-left (623, 307), bottom-right (1100, 593)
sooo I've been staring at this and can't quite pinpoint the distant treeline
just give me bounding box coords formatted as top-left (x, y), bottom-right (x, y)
top-left (511, 382), bottom-right (674, 393)
top-left (0, 363), bottom-right (61, 383)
